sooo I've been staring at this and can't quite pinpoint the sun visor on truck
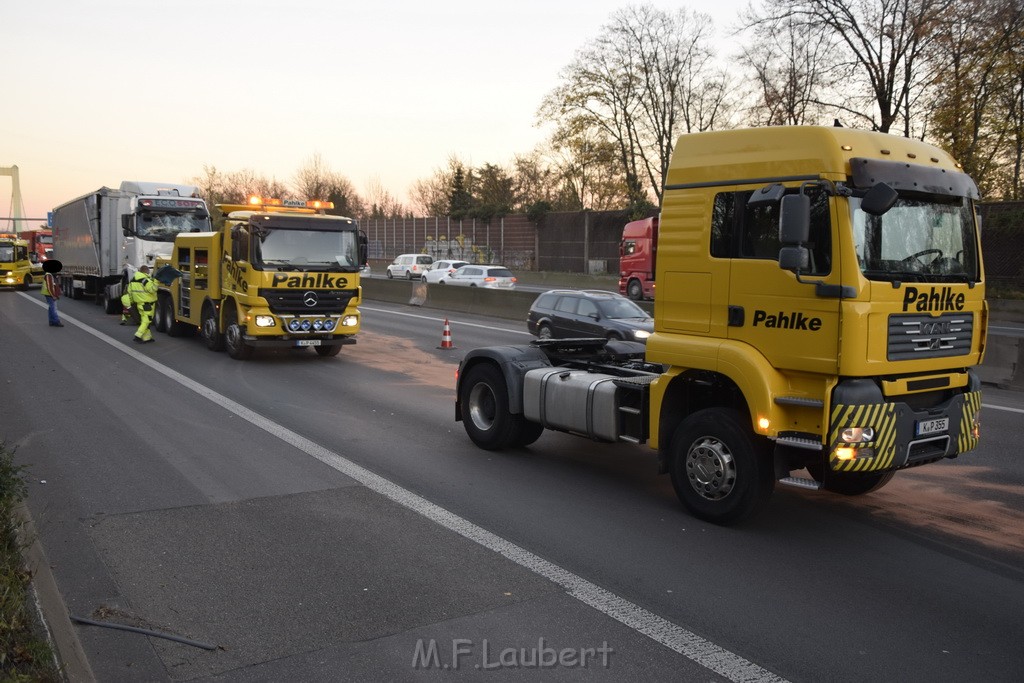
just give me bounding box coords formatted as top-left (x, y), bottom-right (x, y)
top-left (153, 264), bottom-right (184, 285)
top-left (850, 157), bottom-right (980, 199)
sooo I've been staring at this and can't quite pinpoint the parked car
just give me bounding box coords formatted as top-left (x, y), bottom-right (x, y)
top-left (527, 289), bottom-right (653, 342)
top-left (441, 265), bottom-right (516, 289)
top-left (386, 254), bottom-right (434, 279)
top-left (422, 259), bottom-right (469, 283)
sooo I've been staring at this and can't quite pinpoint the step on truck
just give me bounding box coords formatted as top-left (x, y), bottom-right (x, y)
top-left (456, 126), bottom-right (986, 525)
top-left (154, 197), bottom-right (367, 360)
top-left (51, 182), bottom-right (212, 311)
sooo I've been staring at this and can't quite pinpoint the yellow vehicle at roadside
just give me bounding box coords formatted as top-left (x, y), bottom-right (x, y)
top-left (153, 197), bottom-right (366, 360)
top-left (0, 234), bottom-right (44, 290)
top-left (456, 126), bottom-right (985, 524)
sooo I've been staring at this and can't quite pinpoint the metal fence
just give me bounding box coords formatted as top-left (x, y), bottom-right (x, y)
top-left (359, 204), bottom-right (1023, 289)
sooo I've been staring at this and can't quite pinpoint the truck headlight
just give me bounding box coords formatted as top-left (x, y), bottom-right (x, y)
top-left (288, 320), bottom-right (302, 332)
top-left (322, 319), bottom-right (336, 332)
top-left (841, 427), bottom-right (875, 443)
top-left (300, 320), bottom-right (312, 331)
top-left (340, 315), bottom-right (358, 327)
top-left (254, 315), bottom-right (275, 328)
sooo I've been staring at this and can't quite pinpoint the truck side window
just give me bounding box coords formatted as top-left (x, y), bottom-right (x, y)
top-left (710, 192), bottom-right (735, 258)
top-left (232, 226), bottom-right (250, 262)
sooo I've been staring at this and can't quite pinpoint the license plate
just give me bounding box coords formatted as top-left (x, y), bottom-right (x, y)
top-left (296, 339), bottom-right (321, 347)
top-left (915, 417), bottom-right (948, 436)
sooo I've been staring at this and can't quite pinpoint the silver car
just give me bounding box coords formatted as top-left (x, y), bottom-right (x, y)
top-left (441, 265), bottom-right (517, 289)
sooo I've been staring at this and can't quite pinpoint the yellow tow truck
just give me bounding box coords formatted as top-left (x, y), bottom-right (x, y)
top-left (0, 234), bottom-right (44, 290)
top-left (153, 197), bottom-right (366, 359)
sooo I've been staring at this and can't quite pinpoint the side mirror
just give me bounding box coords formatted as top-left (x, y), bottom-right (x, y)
top-left (861, 182), bottom-right (898, 216)
top-left (779, 246), bottom-right (810, 271)
top-left (779, 194), bottom-right (810, 244)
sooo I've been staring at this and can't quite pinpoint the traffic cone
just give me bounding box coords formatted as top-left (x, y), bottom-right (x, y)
top-left (438, 317), bottom-right (455, 349)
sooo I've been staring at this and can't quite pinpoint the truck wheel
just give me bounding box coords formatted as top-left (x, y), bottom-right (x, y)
top-left (18, 276), bottom-right (30, 292)
top-left (314, 344), bottom-right (342, 357)
top-left (224, 307), bottom-right (254, 360)
top-left (822, 470), bottom-right (895, 496)
top-left (669, 408), bottom-right (774, 525)
top-left (202, 303), bottom-right (225, 351)
top-left (154, 296), bottom-right (169, 333)
top-left (459, 363), bottom-right (535, 450)
top-left (102, 290), bottom-right (120, 314)
top-left (627, 279), bottom-right (643, 301)
top-left (511, 421), bottom-right (545, 447)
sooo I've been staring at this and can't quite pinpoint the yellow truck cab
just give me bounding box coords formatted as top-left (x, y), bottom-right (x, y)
top-left (456, 126), bottom-right (985, 524)
top-left (154, 197), bottom-right (366, 359)
top-left (0, 235), bottom-right (44, 290)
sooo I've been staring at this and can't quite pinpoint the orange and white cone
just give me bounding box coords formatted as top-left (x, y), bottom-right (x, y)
top-left (438, 317), bottom-right (455, 349)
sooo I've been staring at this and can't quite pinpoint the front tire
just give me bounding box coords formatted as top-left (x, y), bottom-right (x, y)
top-left (537, 323), bottom-right (553, 340)
top-left (314, 344), bottom-right (342, 357)
top-left (224, 306), bottom-right (254, 360)
top-left (627, 279), bottom-right (643, 301)
top-left (669, 408), bottom-right (774, 525)
top-left (154, 295), bottom-right (170, 333)
top-left (459, 363), bottom-right (536, 450)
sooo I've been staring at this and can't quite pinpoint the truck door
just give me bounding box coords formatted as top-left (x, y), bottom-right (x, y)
top-left (724, 186), bottom-right (841, 376)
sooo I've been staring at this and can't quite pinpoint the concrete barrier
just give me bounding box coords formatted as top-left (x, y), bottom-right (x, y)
top-left (362, 278), bottom-right (536, 322)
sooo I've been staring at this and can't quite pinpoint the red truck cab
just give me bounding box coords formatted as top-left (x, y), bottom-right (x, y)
top-left (618, 216), bottom-right (657, 301)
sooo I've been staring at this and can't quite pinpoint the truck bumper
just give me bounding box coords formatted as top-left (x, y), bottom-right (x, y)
top-left (826, 385), bottom-right (982, 473)
top-left (241, 335), bottom-right (357, 349)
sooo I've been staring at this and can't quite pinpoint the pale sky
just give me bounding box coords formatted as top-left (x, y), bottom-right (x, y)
top-left (2, 0), bottom-right (749, 226)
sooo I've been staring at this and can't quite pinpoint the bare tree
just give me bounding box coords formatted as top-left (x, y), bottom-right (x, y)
top-left (539, 5), bottom-right (727, 208)
top-left (291, 153), bottom-right (363, 217)
top-left (364, 176), bottom-right (405, 218)
top-left (749, 0), bottom-right (950, 134)
top-left (927, 0), bottom-right (1024, 196)
top-left (739, 15), bottom-right (837, 125)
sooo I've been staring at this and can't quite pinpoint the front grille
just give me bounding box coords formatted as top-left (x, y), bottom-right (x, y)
top-left (258, 288), bottom-right (355, 314)
top-left (887, 312), bottom-right (973, 361)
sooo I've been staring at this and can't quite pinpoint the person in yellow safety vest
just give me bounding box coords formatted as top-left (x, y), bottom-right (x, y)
top-left (122, 265), bottom-right (159, 343)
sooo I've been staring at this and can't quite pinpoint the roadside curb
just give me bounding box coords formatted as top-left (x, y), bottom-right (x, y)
top-left (18, 503), bottom-right (95, 683)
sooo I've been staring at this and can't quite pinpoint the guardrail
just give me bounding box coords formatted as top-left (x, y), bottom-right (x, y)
top-left (361, 277), bottom-right (1022, 390)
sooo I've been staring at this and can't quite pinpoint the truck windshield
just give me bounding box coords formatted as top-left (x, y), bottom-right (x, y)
top-left (255, 228), bottom-right (360, 271)
top-left (851, 194), bottom-right (979, 283)
top-left (135, 211), bottom-right (212, 242)
top-left (0, 246), bottom-right (13, 262)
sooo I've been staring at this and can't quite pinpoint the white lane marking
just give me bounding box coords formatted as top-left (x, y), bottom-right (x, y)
top-left (19, 294), bottom-right (786, 682)
top-left (983, 403), bottom-right (1024, 414)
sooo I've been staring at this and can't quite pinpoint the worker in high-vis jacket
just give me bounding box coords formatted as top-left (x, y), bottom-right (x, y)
top-left (122, 265), bottom-right (159, 343)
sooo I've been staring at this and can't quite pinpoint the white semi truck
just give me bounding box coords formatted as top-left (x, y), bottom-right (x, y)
top-left (51, 182), bottom-right (211, 312)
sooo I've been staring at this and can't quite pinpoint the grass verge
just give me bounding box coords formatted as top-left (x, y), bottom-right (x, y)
top-left (1, 442), bottom-right (60, 682)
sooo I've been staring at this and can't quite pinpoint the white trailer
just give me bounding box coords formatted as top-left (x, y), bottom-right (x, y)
top-left (51, 182), bottom-right (211, 312)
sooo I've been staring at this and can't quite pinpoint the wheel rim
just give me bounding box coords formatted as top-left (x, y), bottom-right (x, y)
top-left (226, 324), bottom-right (243, 351)
top-left (685, 436), bottom-right (737, 501)
top-left (538, 326), bottom-right (552, 339)
top-left (467, 382), bottom-right (497, 431)
top-left (202, 314), bottom-right (217, 342)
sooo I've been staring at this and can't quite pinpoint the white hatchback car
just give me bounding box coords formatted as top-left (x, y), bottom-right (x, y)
top-left (422, 259), bottom-right (469, 283)
top-left (441, 265), bottom-right (517, 289)
top-left (386, 254), bottom-right (434, 279)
